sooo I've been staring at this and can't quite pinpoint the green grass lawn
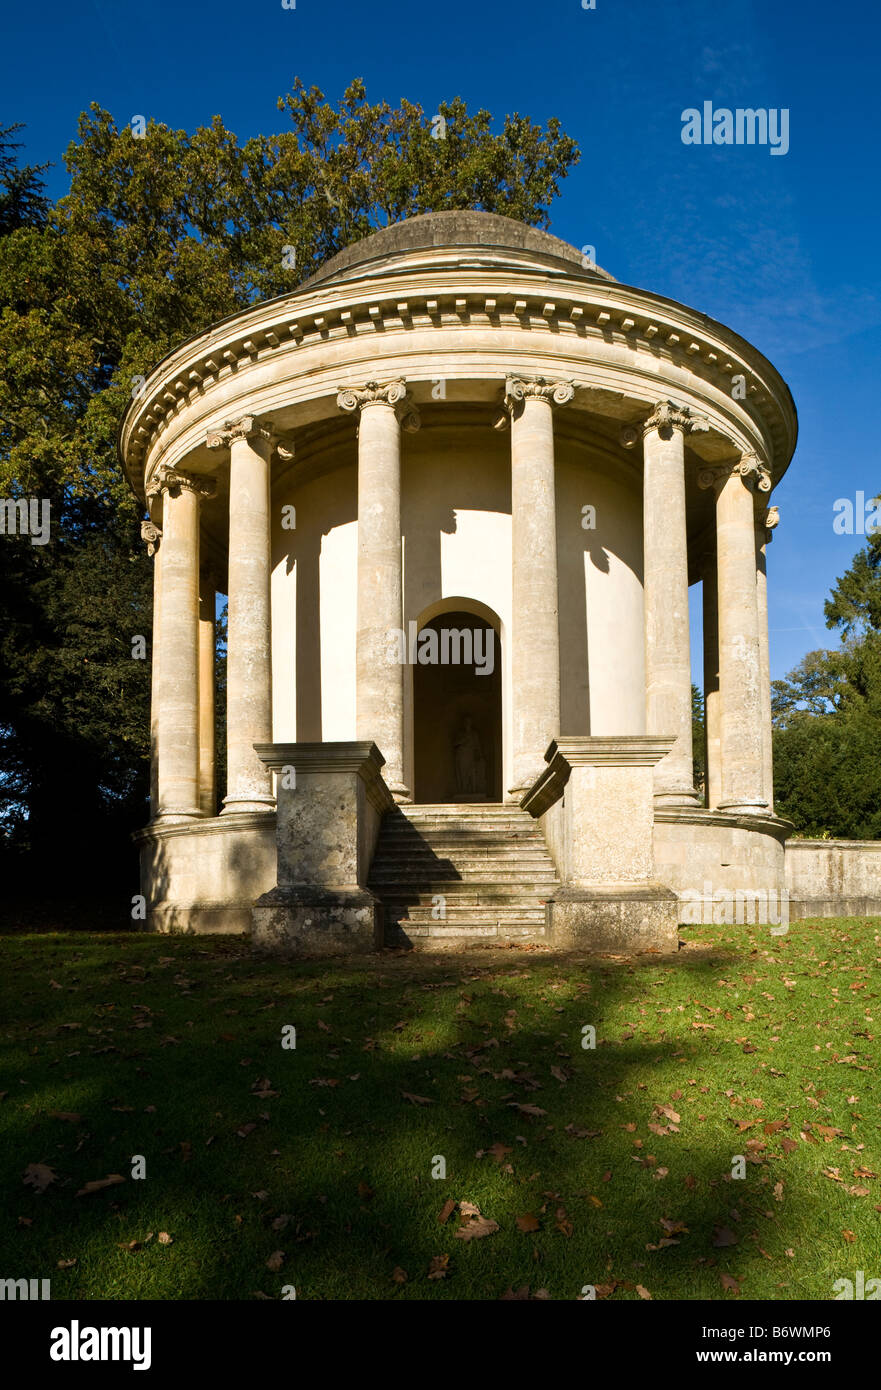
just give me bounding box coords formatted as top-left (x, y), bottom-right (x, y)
top-left (1, 919), bottom-right (879, 1301)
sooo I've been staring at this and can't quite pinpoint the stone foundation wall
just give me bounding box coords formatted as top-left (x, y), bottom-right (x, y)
top-left (654, 810), bottom-right (788, 925)
top-left (785, 839), bottom-right (881, 919)
top-left (136, 813), bottom-right (276, 934)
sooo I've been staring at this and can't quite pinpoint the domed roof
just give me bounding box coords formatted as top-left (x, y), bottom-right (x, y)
top-left (300, 210), bottom-right (615, 288)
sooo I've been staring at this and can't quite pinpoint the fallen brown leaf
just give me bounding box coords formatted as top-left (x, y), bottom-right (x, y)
top-left (23, 1163), bottom-right (58, 1194)
top-left (427, 1254), bottom-right (450, 1279)
top-left (712, 1226), bottom-right (738, 1248)
top-left (516, 1212), bottom-right (541, 1233)
top-left (75, 1174), bottom-right (125, 1197)
top-left (455, 1214), bottom-right (499, 1241)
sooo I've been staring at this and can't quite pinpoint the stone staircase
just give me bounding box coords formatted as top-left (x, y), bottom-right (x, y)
top-left (367, 803), bottom-right (560, 946)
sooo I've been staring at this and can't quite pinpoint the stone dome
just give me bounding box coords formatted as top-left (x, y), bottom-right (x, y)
top-left (300, 209), bottom-right (616, 289)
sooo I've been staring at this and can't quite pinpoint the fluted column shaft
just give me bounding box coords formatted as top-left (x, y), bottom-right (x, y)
top-left (642, 401), bottom-right (705, 806)
top-left (141, 519), bottom-right (162, 819)
top-left (149, 468), bottom-right (214, 822)
top-left (210, 417), bottom-right (274, 814)
top-left (504, 377), bottom-right (573, 796)
top-left (198, 569), bottom-right (217, 816)
top-left (756, 506), bottom-right (779, 810)
top-left (701, 549), bottom-right (722, 810)
top-left (338, 381), bottom-right (419, 801)
top-left (700, 456), bottom-right (769, 813)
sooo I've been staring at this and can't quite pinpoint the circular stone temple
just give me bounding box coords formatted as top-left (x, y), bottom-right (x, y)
top-left (120, 208), bottom-right (800, 953)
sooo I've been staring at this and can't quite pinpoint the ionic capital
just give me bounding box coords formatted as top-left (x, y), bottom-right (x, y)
top-left (146, 465), bottom-right (217, 503)
top-left (337, 380), bottom-right (421, 432)
top-left (140, 519), bottom-right (161, 556)
top-left (698, 452), bottom-right (771, 495)
top-left (758, 504), bottom-right (780, 544)
top-left (501, 376), bottom-right (575, 422)
top-left (206, 415), bottom-right (273, 451)
top-left (643, 399), bottom-right (709, 439)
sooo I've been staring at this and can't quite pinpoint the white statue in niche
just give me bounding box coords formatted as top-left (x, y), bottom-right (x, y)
top-left (453, 716), bottom-right (486, 797)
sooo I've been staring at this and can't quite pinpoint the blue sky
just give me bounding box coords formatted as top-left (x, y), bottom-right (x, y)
top-left (5, 0), bottom-right (880, 680)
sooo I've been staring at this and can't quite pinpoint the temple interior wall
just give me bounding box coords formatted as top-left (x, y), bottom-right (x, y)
top-left (267, 425), bottom-right (646, 788)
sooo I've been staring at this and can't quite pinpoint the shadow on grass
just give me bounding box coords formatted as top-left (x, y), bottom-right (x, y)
top-left (0, 930), bottom-right (871, 1300)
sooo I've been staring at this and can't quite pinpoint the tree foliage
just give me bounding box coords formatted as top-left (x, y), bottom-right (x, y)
top-left (772, 516), bottom-right (881, 837)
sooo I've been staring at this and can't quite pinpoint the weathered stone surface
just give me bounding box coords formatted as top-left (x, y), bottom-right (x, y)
top-left (135, 812), bottom-right (276, 934)
top-left (252, 888), bottom-right (379, 957)
top-left (549, 885), bottom-right (679, 953)
top-left (251, 741), bottom-right (392, 955)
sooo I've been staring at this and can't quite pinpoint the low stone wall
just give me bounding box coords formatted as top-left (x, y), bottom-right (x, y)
top-left (785, 839), bottom-right (881, 919)
top-left (135, 813), bottom-right (277, 934)
top-left (654, 810), bottom-right (789, 925)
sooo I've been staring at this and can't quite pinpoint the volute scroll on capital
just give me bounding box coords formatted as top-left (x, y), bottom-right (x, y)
top-left (494, 376), bottom-right (575, 430)
top-left (697, 451), bottom-right (772, 496)
top-left (759, 504), bottom-right (780, 544)
top-left (140, 519), bottom-right (162, 557)
top-left (642, 398), bottom-right (710, 439)
top-left (206, 414), bottom-right (274, 452)
top-left (336, 379), bottom-right (421, 433)
top-left (145, 464), bottom-right (218, 503)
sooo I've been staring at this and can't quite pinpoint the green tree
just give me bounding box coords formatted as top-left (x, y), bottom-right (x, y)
top-left (772, 508), bottom-right (881, 837)
top-left (691, 683), bottom-right (706, 798)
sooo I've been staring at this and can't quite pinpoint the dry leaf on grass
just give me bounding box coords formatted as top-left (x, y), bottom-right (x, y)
top-left (455, 1215), bottom-right (499, 1242)
top-left (23, 1163), bottom-right (57, 1194)
top-left (712, 1226), bottom-right (738, 1248)
top-left (266, 1250), bottom-right (285, 1271)
top-left (75, 1174), bottom-right (125, 1197)
top-left (516, 1212), bottom-right (541, 1232)
top-left (485, 1142), bottom-right (513, 1163)
top-left (427, 1254), bottom-right (450, 1279)
top-left (437, 1199), bottom-right (456, 1225)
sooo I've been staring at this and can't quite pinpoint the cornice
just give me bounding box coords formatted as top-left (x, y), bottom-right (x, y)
top-left (119, 263), bottom-right (797, 505)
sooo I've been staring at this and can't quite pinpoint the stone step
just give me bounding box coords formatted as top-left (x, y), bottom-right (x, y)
top-left (369, 851), bottom-right (556, 869)
top-left (369, 861), bottom-right (555, 884)
top-left (386, 904), bottom-right (548, 925)
top-left (370, 802), bottom-right (558, 947)
top-left (388, 923), bottom-right (548, 942)
top-left (370, 882), bottom-right (556, 900)
top-left (380, 824), bottom-right (544, 838)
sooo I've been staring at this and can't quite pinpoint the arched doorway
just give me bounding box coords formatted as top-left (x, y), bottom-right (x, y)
top-left (412, 606), bottom-right (503, 803)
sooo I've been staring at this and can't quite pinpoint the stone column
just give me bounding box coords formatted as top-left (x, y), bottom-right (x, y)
top-left (337, 381), bottom-right (420, 801)
top-left (503, 376), bottom-right (573, 796)
top-left (141, 518), bottom-right (162, 819)
top-left (641, 400), bottom-right (707, 806)
top-left (701, 548), bottom-right (722, 810)
top-left (208, 416), bottom-right (275, 814)
top-left (198, 568), bottom-right (217, 816)
top-left (147, 466), bottom-right (215, 823)
top-left (756, 505), bottom-right (779, 811)
top-left (699, 454), bottom-right (770, 814)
